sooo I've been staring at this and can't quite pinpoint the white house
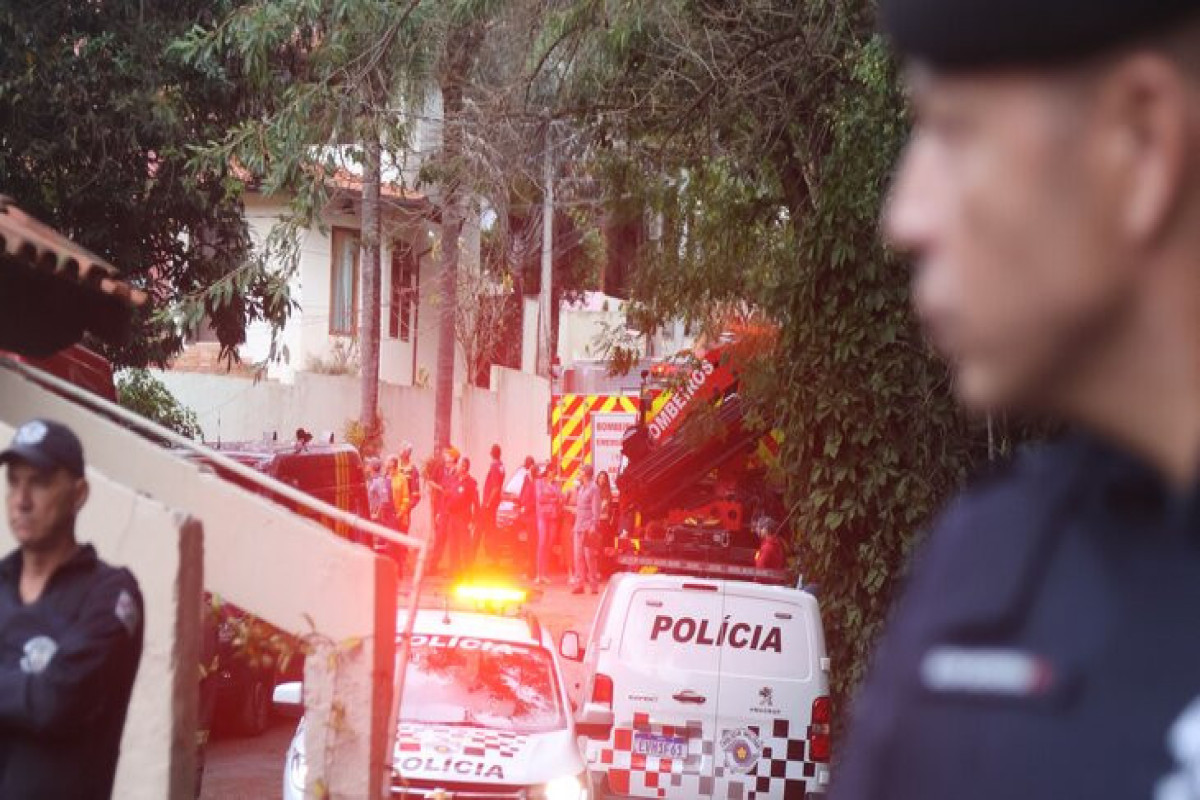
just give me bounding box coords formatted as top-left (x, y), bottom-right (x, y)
top-left (235, 183), bottom-right (479, 388)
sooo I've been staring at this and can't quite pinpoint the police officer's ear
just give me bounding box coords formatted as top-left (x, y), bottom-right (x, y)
top-left (1095, 52), bottom-right (1195, 247)
top-left (72, 477), bottom-right (89, 515)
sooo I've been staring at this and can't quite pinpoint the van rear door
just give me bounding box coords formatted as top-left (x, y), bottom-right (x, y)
top-left (603, 579), bottom-right (722, 799)
top-left (712, 586), bottom-right (830, 799)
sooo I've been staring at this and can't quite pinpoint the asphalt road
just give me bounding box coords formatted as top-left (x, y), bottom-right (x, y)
top-left (199, 578), bottom-right (603, 800)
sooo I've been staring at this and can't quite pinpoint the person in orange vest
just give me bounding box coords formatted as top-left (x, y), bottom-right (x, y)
top-left (390, 455), bottom-right (413, 533)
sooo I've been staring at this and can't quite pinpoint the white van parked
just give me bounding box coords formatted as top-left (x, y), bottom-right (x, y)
top-left (560, 571), bottom-right (831, 800)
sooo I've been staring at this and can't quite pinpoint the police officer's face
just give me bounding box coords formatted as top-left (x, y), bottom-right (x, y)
top-left (5, 461), bottom-right (88, 551)
top-left (885, 66), bottom-right (1160, 412)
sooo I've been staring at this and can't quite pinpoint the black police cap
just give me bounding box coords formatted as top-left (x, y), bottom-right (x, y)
top-left (0, 419), bottom-right (85, 478)
top-left (879, 0), bottom-right (1200, 70)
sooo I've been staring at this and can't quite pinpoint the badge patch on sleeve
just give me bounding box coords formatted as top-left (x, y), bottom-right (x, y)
top-left (1155, 696), bottom-right (1200, 800)
top-left (921, 646), bottom-right (1054, 697)
top-left (114, 589), bottom-right (140, 636)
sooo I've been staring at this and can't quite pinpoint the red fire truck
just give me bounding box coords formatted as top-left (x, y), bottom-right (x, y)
top-left (549, 328), bottom-right (785, 576)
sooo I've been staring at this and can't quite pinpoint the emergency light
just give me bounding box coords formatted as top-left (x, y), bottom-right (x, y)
top-left (452, 584), bottom-right (528, 607)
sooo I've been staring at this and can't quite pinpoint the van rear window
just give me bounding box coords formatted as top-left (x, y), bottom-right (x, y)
top-left (618, 588), bottom-right (814, 679)
top-left (618, 589), bottom-right (724, 672)
top-left (717, 591), bottom-right (814, 680)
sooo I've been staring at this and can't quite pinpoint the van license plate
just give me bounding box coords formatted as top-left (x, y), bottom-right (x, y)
top-left (633, 734), bottom-right (688, 759)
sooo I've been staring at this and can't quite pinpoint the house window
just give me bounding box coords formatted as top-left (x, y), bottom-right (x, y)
top-left (330, 228), bottom-right (359, 336)
top-left (389, 242), bottom-right (418, 342)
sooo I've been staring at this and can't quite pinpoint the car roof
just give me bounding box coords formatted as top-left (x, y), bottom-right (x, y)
top-left (405, 607), bottom-right (546, 648)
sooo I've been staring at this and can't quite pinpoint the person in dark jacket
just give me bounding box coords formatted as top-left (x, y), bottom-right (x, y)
top-left (0, 419), bottom-right (143, 800)
top-left (534, 465), bottom-right (563, 585)
top-left (478, 444), bottom-right (506, 561)
top-left (426, 447), bottom-right (459, 575)
top-left (445, 457), bottom-right (479, 576)
top-left (516, 456), bottom-right (538, 579)
top-left (834, 4), bottom-right (1200, 799)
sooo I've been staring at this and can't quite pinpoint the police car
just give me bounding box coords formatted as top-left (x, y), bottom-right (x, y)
top-left (560, 564), bottom-right (831, 799)
top-left (280, 585), bottom-right (592, 799)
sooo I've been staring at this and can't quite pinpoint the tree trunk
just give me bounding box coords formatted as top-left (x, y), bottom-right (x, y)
top-left (536, 120), bottom-right (554, 377)
top-left (359, 128), bottom-right (383, 444)
top-left (433, 80), bottom-right (465, 451)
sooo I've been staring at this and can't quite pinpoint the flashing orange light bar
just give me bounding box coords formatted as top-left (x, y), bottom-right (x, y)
top-left (452, 584), bottom-right (528, 605)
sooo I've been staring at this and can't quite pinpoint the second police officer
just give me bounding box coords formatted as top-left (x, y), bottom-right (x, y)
top-left (834, 1), bottom-right (1200, 798)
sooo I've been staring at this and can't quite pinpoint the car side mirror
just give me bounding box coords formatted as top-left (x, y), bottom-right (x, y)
top-left (273, 681), bottom-right (303, 717)
top-left (575, 701), bottom-right (614, 740)
top-left (559, 630), bottom-right (583, 662)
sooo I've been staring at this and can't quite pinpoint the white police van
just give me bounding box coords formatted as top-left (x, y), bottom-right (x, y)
top-left (279, 585), bottom-right (592, 799)
top-left (560, 560), bottom-right (831, 799)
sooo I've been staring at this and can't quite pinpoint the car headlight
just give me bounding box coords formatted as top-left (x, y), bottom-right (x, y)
top-left (541, 773), bottom-right (587, 800)
top-left (288, 747), bottom-right (308, 791)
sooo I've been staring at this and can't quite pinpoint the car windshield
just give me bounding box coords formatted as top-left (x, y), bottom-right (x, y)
top-left (502, 469), bottom-right (528, 497)
top-left (399, 635), bottom-right (566, 733)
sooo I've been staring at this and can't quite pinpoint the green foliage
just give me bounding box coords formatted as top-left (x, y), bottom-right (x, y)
top-left (116, 369), bottom-right (203, 439)
top-left (545, 0), bottom-right (1018, 713)
top-left (0, 1), bottom-right (291, 367)
top-left (345, 414), bottom-right (386, 458)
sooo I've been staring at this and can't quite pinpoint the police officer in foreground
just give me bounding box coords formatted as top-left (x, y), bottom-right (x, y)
top-left (834, 2), bottom-right (1200, 798)
top-left (0, 419), bottom-right (143, 799)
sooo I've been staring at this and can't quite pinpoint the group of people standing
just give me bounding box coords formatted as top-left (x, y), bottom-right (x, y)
top-left (524, 461), bottom-right (616, 594)
top-left (366, 440), bottom-right (617, 588)
top-left (364, 443), bottom-right (422, 572)
top-left (364, 442), bottom-right (502, 579)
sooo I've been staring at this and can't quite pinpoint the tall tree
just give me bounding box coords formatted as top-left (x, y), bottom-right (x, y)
top-left (0, 0), bottom-right (289, 366)
top-left (173, 0), bottom-right (438, 443)
top-left (360, 128), bottom-right (384, 432)
top-left (538, 0), bottom-right (1034, 707)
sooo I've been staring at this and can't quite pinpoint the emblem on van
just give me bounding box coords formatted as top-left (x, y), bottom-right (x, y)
top-left (758, 686), bottom-right (774, 708)
top-left (720, 727), bottom-right (763, 774)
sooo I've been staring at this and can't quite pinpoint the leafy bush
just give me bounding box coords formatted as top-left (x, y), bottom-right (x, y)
top-left (116, 370), bottom-right (203, 440)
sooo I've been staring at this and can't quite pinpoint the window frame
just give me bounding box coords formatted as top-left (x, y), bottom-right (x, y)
top-left (389, 240), bottom-right (419, 342)
top-left (329, 227), bottom-right (361, 336)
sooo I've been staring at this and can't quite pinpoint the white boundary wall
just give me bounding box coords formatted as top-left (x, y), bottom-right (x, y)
top-left (157, 365), bottom-right (552, 483)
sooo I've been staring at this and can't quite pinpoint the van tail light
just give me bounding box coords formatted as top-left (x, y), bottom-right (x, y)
top-left (592, 673), bottom-right (614, 707)
top-left (808, 696), bottom-right (832, 763)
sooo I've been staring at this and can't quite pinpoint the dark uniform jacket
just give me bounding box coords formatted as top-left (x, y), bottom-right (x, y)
top-left (447, 473), bottom-right (479, 523)
top-left (833, 434), bottom-right (1200, 799)
top-left (483, 460), bottom-right (505, 512)
top-left (0, 544), bottom-right (143, 800)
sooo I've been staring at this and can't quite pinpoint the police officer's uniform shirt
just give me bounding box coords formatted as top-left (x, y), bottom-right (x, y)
top-left (834, 435), bottom-right (1200, 799)
top-left (0, 544), bottom-right (143, 800)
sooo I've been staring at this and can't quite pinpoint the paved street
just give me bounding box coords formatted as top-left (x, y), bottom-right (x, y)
top-left (200, 578), bottom-right (602, 799)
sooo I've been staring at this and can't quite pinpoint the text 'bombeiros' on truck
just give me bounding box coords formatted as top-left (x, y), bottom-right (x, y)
top-left (549, 324), bottom-right (789, 579)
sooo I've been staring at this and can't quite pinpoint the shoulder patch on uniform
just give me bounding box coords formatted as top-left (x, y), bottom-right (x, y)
top-left (114, 589), bottom-right (140, 636)
top-left (1156, 696), bottom-right (1200, 800)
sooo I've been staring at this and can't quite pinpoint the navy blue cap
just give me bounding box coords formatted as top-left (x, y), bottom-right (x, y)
top-left (880, 0), bottom-right (1200, 70)
top-left (0, 419), bottom-right (85, 478)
